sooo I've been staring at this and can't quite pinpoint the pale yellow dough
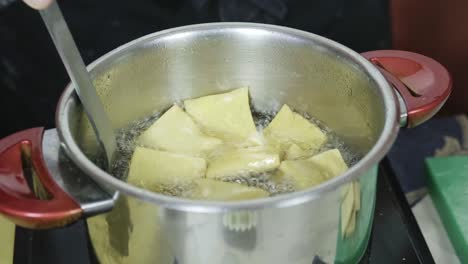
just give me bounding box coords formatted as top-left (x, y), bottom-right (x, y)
top-left (0, 215), bottom-right (14, 264)
top-left (353, 181), bottom-right (361, 211)
top-left (137, 104), bottom-right (222, 157)
top-left (127, 147), bottom-right (206, 189)
top-left (284, 143), bottom-right (307, 160)
top-left (206, 146), bottom-right (280, 179)
top-left (87, 197), bottom-right (173, 264)
top-left (184, 88), bottom-right (260, 146)
top-left (264, 104), bottom-right (326, 154)
top-left (125, 89), bottom-right (352, 204)
top-left (341, 181), bottom-right (361, 238)
top-left (275, 148), bottom-right (348, 190)
top-left (275, 159), bottom-right (326, 190)
top-left (189, 179), bottom-right (269, 201)
top-left (344, 181), bottom-right (361, 237)
top-left (345, 209), bottom-right (356, 238)
top-left (341, 183), bottom-right (355, 237)
top-left (308, 149), bottom-right (348, 179)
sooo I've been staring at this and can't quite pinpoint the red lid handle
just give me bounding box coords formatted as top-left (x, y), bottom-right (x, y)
top-left (0, 128), bottom-right (82, 229)
top-left (361, 50), bottom-right (452, 127)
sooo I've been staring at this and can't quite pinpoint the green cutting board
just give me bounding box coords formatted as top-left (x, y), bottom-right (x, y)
top-left (426, 155), bottom-right (468, 263)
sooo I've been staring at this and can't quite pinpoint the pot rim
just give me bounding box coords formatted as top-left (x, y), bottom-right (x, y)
top-left (56, 22), bottom-right (399, 212)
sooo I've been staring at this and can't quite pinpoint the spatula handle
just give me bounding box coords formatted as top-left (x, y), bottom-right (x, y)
top-left (39, 1), bottom-right (116, 169)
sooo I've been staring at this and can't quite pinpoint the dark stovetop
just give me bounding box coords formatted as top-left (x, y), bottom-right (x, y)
top-left (13, 159), bottom-right (435, 264)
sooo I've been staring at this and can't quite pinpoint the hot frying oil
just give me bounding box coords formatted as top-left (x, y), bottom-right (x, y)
top-left (111, 106), bottom-right (360, 197)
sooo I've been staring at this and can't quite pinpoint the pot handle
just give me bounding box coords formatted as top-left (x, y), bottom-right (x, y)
top-left (0, 127), bottom-right (115, 229)
top-left (361, 50), bottom-right (452, 127)
top-left (0, 127), bottom-right (82, 228)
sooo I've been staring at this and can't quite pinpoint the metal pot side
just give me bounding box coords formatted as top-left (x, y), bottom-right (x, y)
top-left (55, 23), bottom-right (398, 264)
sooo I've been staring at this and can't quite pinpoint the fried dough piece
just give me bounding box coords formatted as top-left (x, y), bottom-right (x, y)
top-left (264, 105), bottom-right (326, 155)
top-left (184, 88), bottom-right (260, 146)
top-left (206, 146), bottom-right (280, 179)
top-left (127, 147), bottom-right (206, 188)
top-left (308, 149), bottom-right (348, 179)
top-left (274, 159), bottom-right (327, 190)
top-left (189, 178), bottom-right (269, 201)
top-left (137, 105), bottom-right (222, 157)
top-left (341, 183), bottom-right (355, 237)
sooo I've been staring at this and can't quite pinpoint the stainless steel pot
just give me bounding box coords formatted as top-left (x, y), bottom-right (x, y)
top-left (0, 23), bottom-right (451, 263)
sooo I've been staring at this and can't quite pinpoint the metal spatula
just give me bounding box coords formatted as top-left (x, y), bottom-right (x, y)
top-left (39, 1), bottom-right (116, 170)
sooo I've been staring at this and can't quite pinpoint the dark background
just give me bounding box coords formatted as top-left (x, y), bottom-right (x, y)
top-left (0, 0), bottom-right (391, 138)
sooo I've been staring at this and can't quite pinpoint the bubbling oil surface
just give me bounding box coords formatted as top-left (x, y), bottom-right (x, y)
top-left (111, 106), bottom-right (361, 197)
